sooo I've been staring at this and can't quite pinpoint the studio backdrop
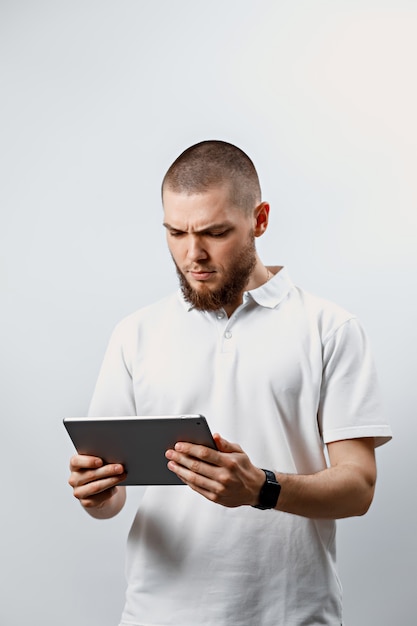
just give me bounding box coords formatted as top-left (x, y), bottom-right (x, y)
top-left (1, 2), bottom-right (416, 625)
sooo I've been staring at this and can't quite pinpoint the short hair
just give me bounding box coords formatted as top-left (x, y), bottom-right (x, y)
top-left (162, 140), bottom-right (261, 213)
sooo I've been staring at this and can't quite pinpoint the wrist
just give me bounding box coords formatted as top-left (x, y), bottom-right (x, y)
top-left (251, 467), bottom-right (268, 506)
top-left (252, 469), bottom-right (281, 510)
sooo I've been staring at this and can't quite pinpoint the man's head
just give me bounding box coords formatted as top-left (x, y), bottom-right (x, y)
top-left (161, 140), bottom-right (261, 214)
top-left (162, 141), bottom-right (269, 314)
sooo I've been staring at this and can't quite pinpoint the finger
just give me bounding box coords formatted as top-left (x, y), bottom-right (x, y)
top-left (168, 460), bottom-right (237, 507)
top-left (72, 472), bottom-right (126, 501)
top-left (165, 447), bottom-right (219, 479)
top-left (212, 434), bottom-right (242, 454)
top-left (80, 487), bottom-right (117, 509)
top-left (167, 456), bottom-right (221, 491)
top-left (69, 462), bottom-right (125, 488)
top-left (171, 442), bottom-right (220, 465)
top-left (70, 454), bottom-right (103, 471)
top-left (166, 453), bottom-right (219, 482)
top-left (79, 484), bottom-right (123, 509)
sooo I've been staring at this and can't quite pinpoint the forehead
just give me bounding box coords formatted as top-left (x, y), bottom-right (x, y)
top-left (162, 186), bottom-right (246, 231)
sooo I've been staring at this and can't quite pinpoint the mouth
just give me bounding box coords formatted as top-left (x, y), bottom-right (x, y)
top-left (188, 270), bottom-right (216, 281)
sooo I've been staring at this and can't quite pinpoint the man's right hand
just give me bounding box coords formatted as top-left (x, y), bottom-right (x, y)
top-left (68, 455), bottom-right (127, 518)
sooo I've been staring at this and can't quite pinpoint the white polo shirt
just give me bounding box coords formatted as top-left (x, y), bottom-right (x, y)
top-left (89, 267), bottom-right (391, 626)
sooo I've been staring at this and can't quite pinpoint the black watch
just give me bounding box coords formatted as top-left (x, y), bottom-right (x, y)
top-left (253, 469), bottom-right (281, 510)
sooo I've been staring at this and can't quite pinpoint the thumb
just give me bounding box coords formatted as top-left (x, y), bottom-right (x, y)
top-left (213, 433), bottom-right (242, 453)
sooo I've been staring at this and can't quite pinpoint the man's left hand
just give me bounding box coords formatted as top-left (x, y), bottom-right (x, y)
top-left (165, 433), bottom-right (265, 508)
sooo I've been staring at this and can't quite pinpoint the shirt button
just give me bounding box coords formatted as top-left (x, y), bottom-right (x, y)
top-left (216, 312), bottom-right (225, 319)
top-left (224, 331), bottom-right (232, 339)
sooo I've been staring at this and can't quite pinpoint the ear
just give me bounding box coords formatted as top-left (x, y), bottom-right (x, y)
top-left (253, 202), bottom-right (270, 237)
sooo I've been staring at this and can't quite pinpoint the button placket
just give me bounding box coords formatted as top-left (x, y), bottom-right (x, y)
top-left (211, 309), bottom-right (228, 343)
top-left (213, 301), bottom-right (249, 352)
top-left (221, 313), bottom-right (239, 350)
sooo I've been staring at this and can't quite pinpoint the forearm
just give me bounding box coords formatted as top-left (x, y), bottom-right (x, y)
top-left (165, 435), bottom-right (376, 518)
top-left (274, 462), bottom-right (375, 519)
top-left (83, 486), bottom-right (127, 520)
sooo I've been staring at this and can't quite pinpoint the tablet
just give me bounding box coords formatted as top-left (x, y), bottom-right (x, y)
top-left (63, 414), bottom-right (216, 485)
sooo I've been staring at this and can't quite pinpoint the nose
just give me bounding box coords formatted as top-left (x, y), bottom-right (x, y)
top-left (187, 236), bottom-right (208, 262)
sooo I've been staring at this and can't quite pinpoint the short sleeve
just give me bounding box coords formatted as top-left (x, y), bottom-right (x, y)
top-left (88, 321), bottom-right (137, 417)
top-left (318, 318), bottom-right (392, 448)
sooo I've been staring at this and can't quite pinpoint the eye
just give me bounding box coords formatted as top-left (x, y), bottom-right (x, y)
top-left (169, 231), bottom-right (185, 238)
top-left (207, 230), bottom-right (229, 238)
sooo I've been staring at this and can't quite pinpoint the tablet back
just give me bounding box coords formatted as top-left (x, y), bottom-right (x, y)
top-left (64, 415), bottom-right (216, 485)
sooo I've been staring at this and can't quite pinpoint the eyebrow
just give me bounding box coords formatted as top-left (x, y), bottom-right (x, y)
top-left (162, 222), bottom-right (234, 234)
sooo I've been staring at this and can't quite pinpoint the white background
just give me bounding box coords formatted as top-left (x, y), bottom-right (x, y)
top-left (1, 1), bottom-right (416, 624)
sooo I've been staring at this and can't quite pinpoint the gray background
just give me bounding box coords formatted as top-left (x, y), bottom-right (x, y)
top-left (1, 1), bottom-right (416, 624)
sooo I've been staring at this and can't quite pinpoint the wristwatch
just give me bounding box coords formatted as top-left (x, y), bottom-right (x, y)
top-left (253, 469), bottom-right (281, 510)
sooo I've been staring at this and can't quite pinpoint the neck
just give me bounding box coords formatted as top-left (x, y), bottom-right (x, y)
top-left (245, 257), bottom-right (273, 291)
top-left (222, 260), bottom-right (277, 317)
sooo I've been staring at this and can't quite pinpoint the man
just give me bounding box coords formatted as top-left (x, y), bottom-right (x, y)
top-left (69, 140), bottom-right (392, 625)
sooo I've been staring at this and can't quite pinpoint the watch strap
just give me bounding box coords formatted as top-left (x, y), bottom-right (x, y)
top-left (253, 469), bottom-right (281, 510)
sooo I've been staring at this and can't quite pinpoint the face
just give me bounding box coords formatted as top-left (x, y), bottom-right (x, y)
top-left (163, 185), bottom-right (261, 312)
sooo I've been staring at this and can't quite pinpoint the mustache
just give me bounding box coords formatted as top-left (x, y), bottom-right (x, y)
top-left (170, 253), bottom-right (211, 272)
top-left (184, 265), bottom-right (217, 273)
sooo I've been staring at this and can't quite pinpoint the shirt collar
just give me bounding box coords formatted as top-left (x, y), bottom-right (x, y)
top-left (245, 266), bottom-right (293, 309)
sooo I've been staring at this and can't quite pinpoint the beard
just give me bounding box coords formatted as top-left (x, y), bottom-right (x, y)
top-left (174, 234), bottom-right (257, 312)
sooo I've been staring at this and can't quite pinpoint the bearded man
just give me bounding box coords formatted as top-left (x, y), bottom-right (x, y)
top-left (69, 140), bottom-right (392, 626)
